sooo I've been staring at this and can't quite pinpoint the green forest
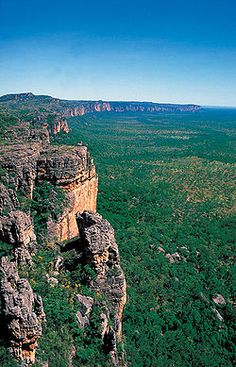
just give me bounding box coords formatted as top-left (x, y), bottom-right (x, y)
top-left (0, 106), bottom-right (235, 366)
top-left (52, 109), bottom-right (236, 367)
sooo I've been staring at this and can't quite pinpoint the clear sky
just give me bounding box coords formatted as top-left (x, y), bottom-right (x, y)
top-left (0, 0), bottom-right (235, 106)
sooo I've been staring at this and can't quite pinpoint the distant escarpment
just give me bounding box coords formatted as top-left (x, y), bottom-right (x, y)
top-left (0, 93), bottom-right (201, 114)
top-left (0, 123), bottom-right (126, 366)
top-left (0, 92), bottom-right (201, 138)
top-left (63, 100), bottom-right (201, 117)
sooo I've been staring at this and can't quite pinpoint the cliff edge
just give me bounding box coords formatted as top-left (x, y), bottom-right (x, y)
top-left (0, 123), bottom-right (126, 366)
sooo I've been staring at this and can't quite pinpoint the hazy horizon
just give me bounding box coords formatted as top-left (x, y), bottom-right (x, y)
top-left (2, 91), bottom-right (236, 109)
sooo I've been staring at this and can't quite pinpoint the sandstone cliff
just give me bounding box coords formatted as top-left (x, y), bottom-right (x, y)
top-left (62, 100), bottom-right (200, 117)
top-left (0, 125), bottom-right (98, 243)
top-left (38, 145), bottom-right (97, 243)
top-left (0, 92), bottom-right (201, 115)
top-left (0, 124), bottom-right (126, 366)
top-left (0, 93), bottom-right (201, 130)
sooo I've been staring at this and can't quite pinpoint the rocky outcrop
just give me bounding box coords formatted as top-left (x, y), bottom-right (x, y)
top-left (0, 257), bottom-right (45, 365)
top-left (43, 115), bottom-right (70, 135)
top-left (0, 92), bottom-right (202, 118)
top-left (0, 211), bottom-right (35, 247)
top-left (0, 210), bottom-right (36, 265)
top-left (76, 294), bottom-right (94, 328)
top-left (38, 145), bottom-right (98, 243)
top-left (0, 125), bottom-right (49, 199)
top-left (64, 101), bottom-right (112, 117)
top-left (0, 128), bottom-right (98, 244)
top-left (77, 212), bottom-right (126, 357)
top-left (0, 184), bottom-right (19, 215)
top-left (51, 117), bottom-right (70, 135)
top-left (0, 123), bottom-right (125, 366)
top-left (62, 101), bottom-right (200, 118)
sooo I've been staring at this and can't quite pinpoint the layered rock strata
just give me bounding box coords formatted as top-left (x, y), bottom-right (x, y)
top-left (63, 101), bottom-right (201, 117)
top-left (38, 145), bottom-right (98, 242)
top-left (0, 129), bottom-right (98, 243)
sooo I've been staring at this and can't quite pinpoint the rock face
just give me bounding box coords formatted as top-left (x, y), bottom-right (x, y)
top-left (77, 212), bottom-right (126, 359)
top-left (51, 117), bottom-right (70, 135)
top-left (0, 92), bottom-right (201, 113)
top-left (0, 210), bottom-right (36, 265)
top-left (0, 128), bottom-right (98, 244)
top-left (76, 294), bottom-right (94, 328)
top-left (0, 93), bottom-right (202, 124)
top-left (0, 123), bottom-right (125, 366)
top-left (0, 183), bottom-right (19, 214)
top-left (0, 257), bottom-right (45, 365)
top-left (38, 145), bottom-right (98, 242)
top-left (0, 211), bottom-right (35, 247)
top-left (62, 101), bottom-right (201, 118)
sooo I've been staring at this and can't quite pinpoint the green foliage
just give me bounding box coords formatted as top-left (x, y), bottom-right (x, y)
top-left (0, 241), bottom-right (14, 259)
top-left (31, 181), bottom-right (66, 240)
top-left (73, 305), bottom-right (110, 367)
top-left (1, 106), bottom-right (235, 366)
top-left (0, 345), bottom-right (17, 367)
top-left (57, 110), bottom-right (236, 366)
top-left (0, 108), bottom-right (19, 142)
top-left (16, 189), bottom-right (31, 213)
top-left (25, 246), bottom-right (111, 367)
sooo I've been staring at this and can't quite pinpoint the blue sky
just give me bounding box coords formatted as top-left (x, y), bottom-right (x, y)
top-left (0, 0), bottom-right (236, 106)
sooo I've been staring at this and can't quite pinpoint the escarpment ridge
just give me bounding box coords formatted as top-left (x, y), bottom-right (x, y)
top-left (0, 92), bottom-right (201, 137)
top-left (0, 92), bottom-right (201, 115)
top-left (0, 123), bottom-right (126, 366)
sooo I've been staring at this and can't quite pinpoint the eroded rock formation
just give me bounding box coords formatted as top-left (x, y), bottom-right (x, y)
top-left (0, 257), bottom-right (45, 365)
top-left (0, 124), bottom-right (125, 366)
top-left (0, 92), bottom-right (201, 116)
top-left (0, 126), bottom-right (98, 244)
top-left (0, 93), bottom-right (202, 131)
top-left (76, 212), bottom-right (126, 364)
top-left (51, 117), bottom-right (70, 135)
top-left (38, 145), bottom-right (98, 243)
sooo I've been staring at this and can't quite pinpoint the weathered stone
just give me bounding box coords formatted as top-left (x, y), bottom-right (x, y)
top-left (46, 274), bottom-right (59, 287)
top-left (0, 128), bottom-right (98, 244)
top-left (213, 294), bottom-right (226, 305)
top-left (54, 255), bottom-right (64, 272)
top-left (51, 117), bottom-right (70, 135)
top-left (165, 252), bottom-right (181, 263)
top-left (0, 184), bottom-right (19, 214)
top-left (0, 210), bottom-right (36, 265)
top-left (77, 212), bottom-right (127, 345)
top-left (0, 257), bottom-right (45, 365)
top-left (42, 146), bottom-right (98, 243)
top-left (0, 210), bottom-right (35, 246)
top-left (0, 123), bottom-right (125, 366)
top-left (75, 294), bottom-right (94, 328)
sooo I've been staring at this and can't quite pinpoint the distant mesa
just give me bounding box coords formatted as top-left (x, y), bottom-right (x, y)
top-left (0, 92), bottom-right (201, 114)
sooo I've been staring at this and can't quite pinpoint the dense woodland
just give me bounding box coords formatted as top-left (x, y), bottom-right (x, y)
top-left (0, 106), bottom-right (236, 366)
top-left (54, 109), bottom-right (236, 367)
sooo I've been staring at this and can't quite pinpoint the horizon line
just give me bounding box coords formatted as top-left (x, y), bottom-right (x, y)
top-left (1, 91), bottom-right (236, 109)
